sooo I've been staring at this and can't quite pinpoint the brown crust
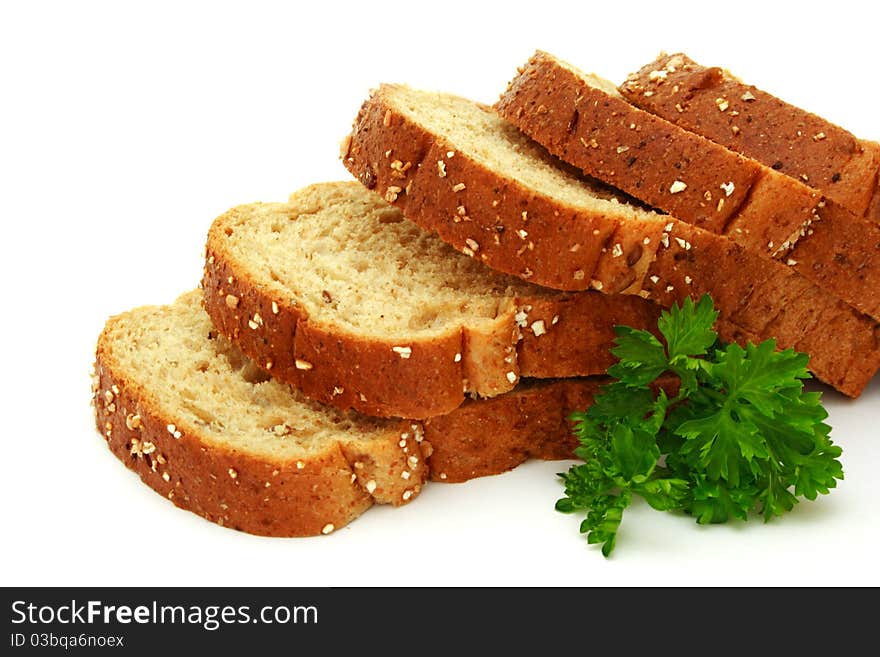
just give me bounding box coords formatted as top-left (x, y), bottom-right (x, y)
top-left (423, 378), bottom-right (595, 482)
top-left (513, 293), bottom-right (660, 377)
top-left (202, 196), bottom-right (663, 419)
top-left (94, 319), bottom-right (429, 538)
top-left (341, 84), bottom-right (880, 397)
top-left (495, 51), bottom-right (880, 324)
top-left (620, 52), bottom-right (880, 220)
top-left (641, 219), bottom-right (880, 393)
top-left (862, 140), bottom-right (880, 225)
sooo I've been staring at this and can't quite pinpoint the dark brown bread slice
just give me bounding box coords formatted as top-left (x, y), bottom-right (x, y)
top-left (494, 51), bottom-right (880, 324)
top-left (342, 84), bottom-right (880, 397)
top-left (202, 181), bottom-right (661, 419)
top-left (93, 291), bottom-right (628, 534)
top-left (619, 52), bottom-right (880, 222)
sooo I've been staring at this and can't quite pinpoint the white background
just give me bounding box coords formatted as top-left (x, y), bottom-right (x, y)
top-left (2, 0), bottom-right (878, 587)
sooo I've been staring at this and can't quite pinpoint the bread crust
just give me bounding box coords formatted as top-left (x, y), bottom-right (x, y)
top-left (202, 189), bottom-right (663, 418)
top-left (867, 144), bottom-right (880, 224)
top-left (342, 85), bottom-right (880, 397)
top-left (423, 378), bottom-right (594, 482)
top-left (495, 51), bottom-right (880, 324)
top-left (620, 52), bottom-right (880, 222)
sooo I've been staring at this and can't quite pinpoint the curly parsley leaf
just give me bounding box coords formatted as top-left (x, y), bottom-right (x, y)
top-left (657, 294), bottom-right (718, 361)
top-left (608, 327), bottom-right (668, 386)
top-left (556, 294), bottom-right (844, 556)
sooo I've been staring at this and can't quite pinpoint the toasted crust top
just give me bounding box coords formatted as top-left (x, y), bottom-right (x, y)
top-left (621, 52), bottom-right (880, 219)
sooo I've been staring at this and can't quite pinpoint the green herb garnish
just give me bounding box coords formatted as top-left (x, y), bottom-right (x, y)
top-left (556, 294), bottom-right (843, 557)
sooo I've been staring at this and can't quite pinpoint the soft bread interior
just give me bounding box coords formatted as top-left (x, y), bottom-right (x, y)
top-left (98, 290), bottom-right (396, 460)
top-left (213, 181), bottom-right (557, 338)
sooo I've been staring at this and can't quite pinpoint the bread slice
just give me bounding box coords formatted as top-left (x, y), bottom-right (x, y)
top-left (619, 52), bottom-right (880, 223)
top-left (92, 291), bottom-right (616, 533)
top-left (341, 83), bottom-right (880, 397)
top-left (94, 290), bottom-right (429, 537)
top-left (494, 51), bottom-right (880, 324)
top-left (202, 181), bottom-right (661, 418)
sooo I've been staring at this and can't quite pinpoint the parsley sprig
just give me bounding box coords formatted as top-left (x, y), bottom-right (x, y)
top-left (556, 294), bottom-right (843, 557)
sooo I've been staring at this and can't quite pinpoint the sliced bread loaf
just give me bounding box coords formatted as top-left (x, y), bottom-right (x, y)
top-left (93, 291), bottom-right (620, 533)
top-left (494, 51), bottom-right (880, 324)
top-left (341, 84), bottom-right (880, 397)
top-left (619, 52), bottom-right (880, 223)
top-left (202, 181), bottom-right (661, 418)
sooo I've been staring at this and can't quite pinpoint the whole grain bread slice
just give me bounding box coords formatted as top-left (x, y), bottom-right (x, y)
top-left (341, 84), bottom-right (880, 397)
top-left (202, 181), bottom-right (661, 419)
top-left (494, 51), bottom-right (880, 324)
top-left (619, 52), bottom-right (880, 224)
top-left (94, 290), bottom-right (429, 537)
top-left (92, 291), bottom-right (619, 533)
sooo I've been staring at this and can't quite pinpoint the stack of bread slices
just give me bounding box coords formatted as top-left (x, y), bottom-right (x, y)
top-left (92, 50), bottom-right (880, 537)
